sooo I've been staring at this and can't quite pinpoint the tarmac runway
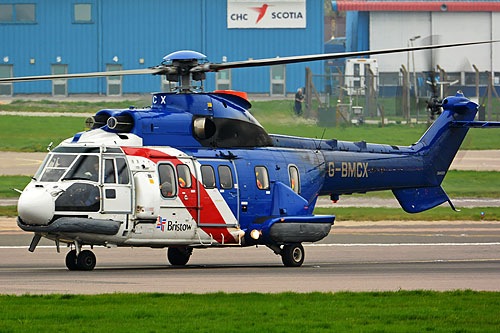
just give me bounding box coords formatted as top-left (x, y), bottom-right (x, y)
top-left (1, 219), bottom-right (499, 294)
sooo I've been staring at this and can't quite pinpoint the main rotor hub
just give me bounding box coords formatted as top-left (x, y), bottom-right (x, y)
top-left (162, 51), bottom-right (208, 93)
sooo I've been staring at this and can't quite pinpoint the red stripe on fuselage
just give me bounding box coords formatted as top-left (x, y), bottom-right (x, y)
top-left (122, 147), bottom-right (237, 244)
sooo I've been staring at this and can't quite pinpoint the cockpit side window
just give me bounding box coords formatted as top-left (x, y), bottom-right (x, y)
top-left (104, 159), bottom-right (116, 183)
top-left (158, 163), bottom-right (177, 198)
top-left (64, 155), bottom-right (99, 182)
top-left (116, 158), bottom-right (130, 184)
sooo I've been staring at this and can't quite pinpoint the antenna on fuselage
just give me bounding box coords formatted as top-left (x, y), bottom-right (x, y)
top-left (313, 128), bottom-right (327, 151)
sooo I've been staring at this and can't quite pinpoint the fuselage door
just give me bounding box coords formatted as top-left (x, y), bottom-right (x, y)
top-left (101, 156), bottom-right (133, 213)
top-left (175, 158), bottom-right (199, 222)
top-left (198, 160), bottom-right (239, 226)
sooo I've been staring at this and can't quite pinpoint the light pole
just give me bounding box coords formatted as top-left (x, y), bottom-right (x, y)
top-left (408, 35), bottom-right (421, 122)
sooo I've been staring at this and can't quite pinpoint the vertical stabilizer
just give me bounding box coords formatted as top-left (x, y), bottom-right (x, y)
top-left (416, 92), bottom-right (478, 184)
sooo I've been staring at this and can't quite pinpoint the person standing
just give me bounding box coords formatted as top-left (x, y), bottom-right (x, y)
top-left (294, 88), bottom-right (305, 116)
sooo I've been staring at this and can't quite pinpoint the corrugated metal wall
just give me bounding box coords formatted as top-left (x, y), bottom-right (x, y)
top-left (1, 0), bottom-right (324, 95)
top-left (1, 0), bottom-right (100, 94)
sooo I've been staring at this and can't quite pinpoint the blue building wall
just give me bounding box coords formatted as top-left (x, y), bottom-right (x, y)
top-left (345, 11), bottom-right (369, 52)
top-left (0, 0), bottom-right (324, 95)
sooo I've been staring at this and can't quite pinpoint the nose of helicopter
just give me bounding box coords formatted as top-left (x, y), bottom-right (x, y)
top-left (18, 187), bottom-right (55, 225)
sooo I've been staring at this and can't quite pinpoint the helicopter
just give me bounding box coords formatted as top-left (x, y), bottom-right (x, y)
top-left (2, 40), bottom-right (500, 271)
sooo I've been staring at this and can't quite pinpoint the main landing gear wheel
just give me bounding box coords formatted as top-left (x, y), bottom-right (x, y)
top-left (281, 243), bottom-right (305, 267)
top-left (77, 250), bottom-right (96, 271)
top-left (167, 247), bottom-right (193, 266)
top-left (65, 250), bottom-right (78, 270)
top-left (65, 249), bottom-right (96, 271)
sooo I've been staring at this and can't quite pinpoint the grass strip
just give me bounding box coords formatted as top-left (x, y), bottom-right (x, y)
top-left (2, 171), bottom-right (499, 199)
top-left (0, 99), bottom-right (147, 113)
top-left (1, 105), bottom-right (500, 151)
top-left (0, 175), bottom-right (31, 198)
top-left (252, 100), bottom-right (500, 149)
top-left (0, 205), bottom-right (17, 216)
top-left (329, 170), bottom-right (500, 199)
top-left (0, 115), bottom-right (86, 152)
top-left (0, 291), bottom-right (499, 332)
top-left (314, 206), bottom-right (500, 221)
top-left (1, 205), bottom-right (498, 220)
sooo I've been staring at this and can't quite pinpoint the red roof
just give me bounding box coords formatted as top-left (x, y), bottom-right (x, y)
top-left (334, 1), bottom-right (500, 12)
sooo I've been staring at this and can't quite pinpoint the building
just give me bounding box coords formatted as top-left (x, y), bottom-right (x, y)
top-left (331, 0), bottom-right (500, 96)
top-left (0, 0), bottom-right (324, 96)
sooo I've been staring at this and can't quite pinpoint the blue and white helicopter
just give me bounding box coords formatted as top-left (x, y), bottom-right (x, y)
top-left (2, 40), bottom-right (499, 270)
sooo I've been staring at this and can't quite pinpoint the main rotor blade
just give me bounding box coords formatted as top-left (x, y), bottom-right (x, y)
top-left (0, 67), bottom-right (170, 83)
top-left (203, 40), bottom-right (499, 71)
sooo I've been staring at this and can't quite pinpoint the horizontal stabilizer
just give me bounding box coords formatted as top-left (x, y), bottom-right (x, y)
top-left (392, 186), bottom-right (449, 213)
top-left (450, 121), bottom-right (500, 128)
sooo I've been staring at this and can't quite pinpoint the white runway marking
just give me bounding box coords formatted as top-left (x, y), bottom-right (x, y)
top-left (307, 242), bottom-right (500, 247)
top-left (2, 242), bottom-right (500, 249)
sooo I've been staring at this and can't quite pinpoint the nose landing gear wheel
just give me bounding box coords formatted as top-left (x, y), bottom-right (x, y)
top-left (167, 247), bottom-right (193, 266)
top-left (77, 250), bottom-right (97, 271)
top-left (281, 243), bottom-right (305, 267)
top-left (65, 250), bottom-right (78, 270)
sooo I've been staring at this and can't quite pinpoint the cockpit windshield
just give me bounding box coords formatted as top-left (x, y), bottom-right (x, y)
top-left (39, 154), bottom-right (77, 182)
top-left (38, 154), bottom-right (100, 182)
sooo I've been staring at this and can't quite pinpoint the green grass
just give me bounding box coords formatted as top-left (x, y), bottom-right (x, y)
top-left (0, 205), bottom-right (17, 216)
top-left (314, 206), bottom-right (500, 221)
top-left (2, 205), bottom-right (498, 220)
top-left (442, 170), bottom-right (500, 198)
top-left (0, 98), bottom-right (499, 151)
top-left (250, 100), bottom-right (500, 149)
top-left (0, 99), bottom-right (148, 113)
top-left (1, 171), bottom-right (499, 200)
top-left (0, 175), bottom-right (31, 198)
top-left (343, 170), bottom-right (500, 199)
top-left (0, 291), bottom-right (499, 332)
top-left (0, 115), bottom-right (86, 151)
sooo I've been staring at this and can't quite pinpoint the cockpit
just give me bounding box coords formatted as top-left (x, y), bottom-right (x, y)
top-left (19, 145), bottom-right (132, 225)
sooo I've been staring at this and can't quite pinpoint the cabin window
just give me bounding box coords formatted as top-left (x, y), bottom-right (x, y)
top-left (289, 165), bottom-right (300, 194)
top-left (255, 166), bottom-right (270, 190)
top-left (201, 165), bottom-right (216, 189)
top-left (176, 164), bottom-right (192, 189)
top-left (104, 159), bottom-right (116, 183)
top-left (158, 164), bottom-right (176, 198)
top-left (218, 165), bottom-right (233, 189)
top-left (116, 158), bottom-right (130, 184)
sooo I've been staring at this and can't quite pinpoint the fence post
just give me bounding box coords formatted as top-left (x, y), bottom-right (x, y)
top-left (473, 64), bottom-right (480, 101)
top-left (305, 67), bottom-right (313, 118)
top-left (488, 71), bottom-right (493, 121)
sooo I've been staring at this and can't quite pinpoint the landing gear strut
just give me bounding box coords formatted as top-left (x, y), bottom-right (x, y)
top-left (65, 245), bottom-right (96, 271)
top-left (281, 243), bottom-right (305, 267)
top-left (167, 247), bottom-right (193, 266)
